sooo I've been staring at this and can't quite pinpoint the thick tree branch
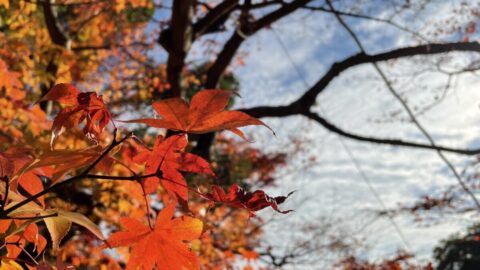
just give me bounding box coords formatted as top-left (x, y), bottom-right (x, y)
top-left (241, 42), bottom-right (480, 117)
top-left (42, 0), bottom-right (69, 47)
top-left (162, 0), bottom-right (194, 97)
top-left (193, 0), bottom-right (239, 38)
top-left (241, 104), bottom-right (305, 118)
top-left (205, 31), bottom-right (244, 88)
top-left (197, 3), bottom-right (480, 160)
top-left (252, 0), bottom-right (311, 33)
top-left (39, 0), bottom-right (71, 112)
top-left (240, 0), bottom-right (284, 10)
top-left (297, 41), bottom-right (480, 109)
top-left (157, 1), bottom-right (241, 96)
top-left (197, 0), bottom-right (311, 159)
top-left (200, 0), bottom-right (317, 158)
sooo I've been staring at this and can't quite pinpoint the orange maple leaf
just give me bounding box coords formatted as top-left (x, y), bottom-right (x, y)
top-left (0, 148), bottom-right (33, 179)
top-left (105, 202), bottom-right (203, 270)
top-left (133, 134), bottom-right (213, 204)
top-left (0, 221), bottom-right (47, 259)
top-left (41, 83), bottom-right (112, 147)
top-left (0, 148), bottom-right (49, 206)
top-left (13, 168), bottom-right (52, 207)
top-left (126, 90), bottom-right (271, 140)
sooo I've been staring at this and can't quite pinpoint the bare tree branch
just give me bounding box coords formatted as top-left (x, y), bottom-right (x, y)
top-left (191, 0), bottom-right (312, 158)
top-left (240, 42), bottom-right (480, 115)
top-left (205, 31), bottom-right (244, 88)
top-left (302, 4), bottom-right (427, 41)
top-left (238, 41), bottom-right (480, 156)
top-left (240, 0), bottom-right (284, 10)
top-left (241, 104), bottom-right (480, 155)
top-left (297, 42), bottom-right (480, 109)
top-left (205, 0), bottom-right (312, 88)
top-left (241, 41), bottom-right (480, 118)
top-left (303, 111), bottom-right (480, 155)
top-left (193, 0), bottom-right (239, 38)
top-left (252, 0), bottom-right (311, 33)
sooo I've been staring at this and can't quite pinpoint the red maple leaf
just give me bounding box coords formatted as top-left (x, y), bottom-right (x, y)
top-left (202, 184), bottom-right (294, 216)
top-left (41, 83), bottom-right (111, 147)
top-left (105, 202), bottom-right (203, 270)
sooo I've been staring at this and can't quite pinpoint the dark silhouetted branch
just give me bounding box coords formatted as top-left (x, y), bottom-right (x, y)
top-left (162, 0), bottom-right (194, 97)
top-left (238, 41), bottom-right (480, 157)
top-left (205, 0), bottom-right (312, 88)
top-left (297, 42), bottom-right (480, 109)
top-left (42, 0), bottom-right (69, 47)
top-left (304, 109), bottom-right (480, 155)
top-left (193, 0), bottom-right (238, 37)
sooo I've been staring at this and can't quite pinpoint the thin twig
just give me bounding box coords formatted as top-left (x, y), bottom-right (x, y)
top-left (139, 182), bottom-right (153, 230)
top-left (0, 213), bottom-right (58, 220)
top-left (303, 5), bottom-right (428, 42)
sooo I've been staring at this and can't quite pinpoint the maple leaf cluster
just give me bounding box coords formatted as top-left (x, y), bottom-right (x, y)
top-left (40, 83), bottom-right (112, 147)
top-left (0, 84), bottom-right (293, 269)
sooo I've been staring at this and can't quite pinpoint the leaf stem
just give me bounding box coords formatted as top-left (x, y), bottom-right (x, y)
top-left (139, 182), bottom-right (153, 230)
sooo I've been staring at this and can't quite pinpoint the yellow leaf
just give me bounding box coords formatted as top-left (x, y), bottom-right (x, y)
top-left (0, 258), bottom-right (23, 270)
top-left (115, 0), bottom-right (125, 12)
top-left (7, 205), bottom-right (104, 252)
top-left (44, 215), bottom-right (72, 252)
top-left (0, 0), bottom-right (9, 9)
top-left (54, 61), bottom-right (72, 85)
top-left (57, 210), bottom-right (104, 240)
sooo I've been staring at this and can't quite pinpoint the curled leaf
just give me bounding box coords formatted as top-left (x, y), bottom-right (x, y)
top-left (202, 184), bottom-right (294, 216)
